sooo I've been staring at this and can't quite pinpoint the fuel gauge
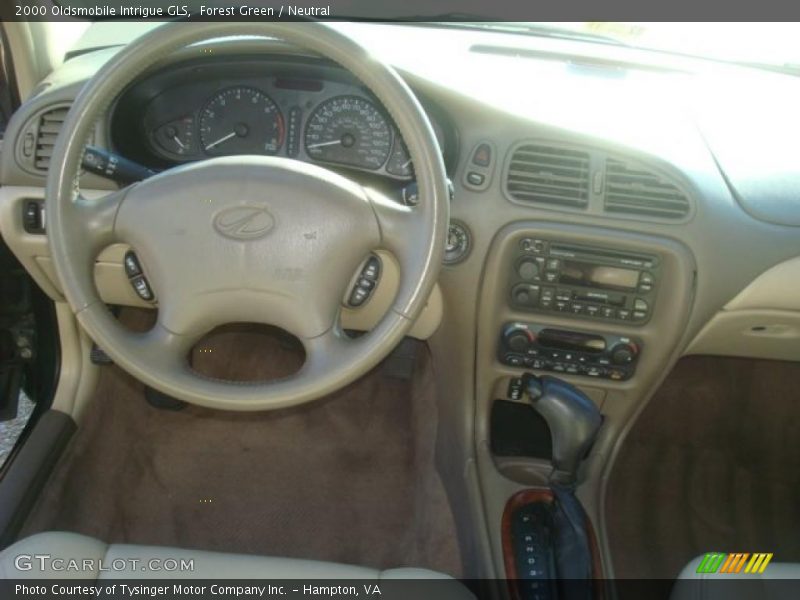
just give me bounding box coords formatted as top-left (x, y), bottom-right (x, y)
top-left (153, 116), bottom-right (195, 158)
top-left (386, 137), bottom-right (414, 178)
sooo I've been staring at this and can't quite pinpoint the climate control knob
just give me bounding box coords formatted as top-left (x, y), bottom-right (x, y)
top-left (503, 326), bottom-right (535, 353)
top-left (610, 343), bottom-right (638, 365)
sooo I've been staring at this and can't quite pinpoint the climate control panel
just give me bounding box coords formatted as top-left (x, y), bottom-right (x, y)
top-left (499, 322), bottom-right (642, 381)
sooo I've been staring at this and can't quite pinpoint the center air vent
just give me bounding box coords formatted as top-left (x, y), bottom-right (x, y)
top-left (505, 143), bottom-right (590, 208)
top-left (604, 158), bottom-right (690, 219)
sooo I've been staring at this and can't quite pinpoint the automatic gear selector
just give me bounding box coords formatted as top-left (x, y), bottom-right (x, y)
top-left (523, 373), bottom-right (603, 485)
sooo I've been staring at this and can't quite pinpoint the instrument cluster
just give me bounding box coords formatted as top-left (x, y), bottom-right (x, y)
top-left (111, 58), bottom-right (453, 182)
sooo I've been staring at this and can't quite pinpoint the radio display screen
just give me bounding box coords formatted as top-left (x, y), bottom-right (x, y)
top-left (559, 261), bottom-right (639, 292)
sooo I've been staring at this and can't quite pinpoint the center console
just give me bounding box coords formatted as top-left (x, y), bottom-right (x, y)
top-left (475, 221), bottom-right (696, 592)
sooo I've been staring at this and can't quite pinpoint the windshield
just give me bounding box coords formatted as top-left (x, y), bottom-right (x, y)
top-left (54, 20), bottom-right (800, 75)
top-left (456, 22), bottom-right (800, 72)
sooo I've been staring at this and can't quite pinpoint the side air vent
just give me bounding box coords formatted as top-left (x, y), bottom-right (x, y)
top-left (604, 158), bottom-right (690, 219)
top-left (33, 106), bottom-right (70, 172)
top-left (506, 143), bottom-right (591, 208)
top-left (15, 104), bottom-right (73, 175)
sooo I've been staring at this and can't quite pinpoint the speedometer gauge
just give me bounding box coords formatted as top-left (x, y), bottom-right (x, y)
top-left (199, 87), bottom-right (284, 156)
top-left (304, 96), bottom-right (392, 170)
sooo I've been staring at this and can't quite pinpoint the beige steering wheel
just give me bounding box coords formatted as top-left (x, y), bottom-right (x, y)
top-left (46, 23), bottom-right (449, 411)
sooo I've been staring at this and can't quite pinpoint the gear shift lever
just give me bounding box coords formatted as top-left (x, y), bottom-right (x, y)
top-left (523, 373), bottom-right (603, 485)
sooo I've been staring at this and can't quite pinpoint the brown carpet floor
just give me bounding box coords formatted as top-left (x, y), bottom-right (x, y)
top-left (21, 315), bottom-right (462, 576)
top-left (606, 356), bottom-right (800, 580)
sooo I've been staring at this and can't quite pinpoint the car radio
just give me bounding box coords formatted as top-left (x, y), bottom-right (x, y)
top-left (499, 322), bottom-right (642, 381)
top-left (509, 238), bottom-right (660, 325)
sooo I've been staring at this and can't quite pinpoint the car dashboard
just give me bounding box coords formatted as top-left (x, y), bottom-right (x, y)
top-left (2, 23), bottom-right (800, 583)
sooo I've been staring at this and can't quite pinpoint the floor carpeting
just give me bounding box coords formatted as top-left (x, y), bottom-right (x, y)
top-left (21, 316), bottom-right (462, 576)
top-left (606, 356), bottom-right (800, 580)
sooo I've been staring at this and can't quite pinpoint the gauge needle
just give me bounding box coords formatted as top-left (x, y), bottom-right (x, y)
top-left (172, 136), bottom-right (186, 150)
top-left (307, 140), bottom-right (342, 149)
top-left (402, 158), bottom-right (413, 169)
top-left (205, 131), bottom-right (236, 150)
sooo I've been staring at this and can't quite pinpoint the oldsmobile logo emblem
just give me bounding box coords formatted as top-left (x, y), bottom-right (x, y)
top-left (213, 206), bottom-right (275, 240)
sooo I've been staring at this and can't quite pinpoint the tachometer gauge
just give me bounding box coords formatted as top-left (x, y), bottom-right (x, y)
top-left (304, 96), bottom-right (392, 170)
top-left (199, 87), bottom-right (284, 156)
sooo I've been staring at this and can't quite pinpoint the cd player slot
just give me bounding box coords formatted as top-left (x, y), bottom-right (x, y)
top-left (548, 243), bottom-right (658, 269)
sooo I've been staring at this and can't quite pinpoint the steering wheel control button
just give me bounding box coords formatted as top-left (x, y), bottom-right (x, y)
top-left (362, 256), bottom-right (381, 280)
top-left (130, 275), bottom-right (154, 302)
top-left (123, 251), bottom-right (142, 277)
top-left (348, 254), bottom-right (382, 308)
top-left (463, 140), bottom-right (496, 191)
top-left (348, 286), bottom-right (370, 307)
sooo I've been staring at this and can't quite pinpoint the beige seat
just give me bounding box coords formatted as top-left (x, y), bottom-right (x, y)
top-left (670, 554), bottom-right (800, 600)
top-left (0, 532), bottom-right (472, 598)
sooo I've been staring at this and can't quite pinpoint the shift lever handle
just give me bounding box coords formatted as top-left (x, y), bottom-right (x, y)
top-left (523, 373), bottom-right (603, 485)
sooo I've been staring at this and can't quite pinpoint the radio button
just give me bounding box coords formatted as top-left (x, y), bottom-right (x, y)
top-left (601, 307), bottom-right (616, 319)
top-left (617, 309), bottom-right (632, 320)
top-left (585, 305), bottom-right (601, 317)
top-left (518, 259), bottom-right (540, 280)
top-left (639, 272), bottom-right (655, 286)
top-left (554, 301), bottom-right (569, 312)
top-left (632, 311), bottom-right (648, 321)
top-left (521, 238), bottom-right (547, 254)
top-left (512, 283), bottom-right (540, 307)
top-left (545, 258), bottom-right (561, 271)
top-left (544, 271), bottom-right (559, 283)
top-left (555, 289), bottom-right (572, 301)
top-left (570, 303), bottom-right (585, 314)
top-left (634, 298), bottom-right (649, 312)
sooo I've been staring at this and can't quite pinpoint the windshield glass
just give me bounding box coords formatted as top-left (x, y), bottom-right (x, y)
top-left (56, 20), bottom-right (800, 75)
top-left (461, 22), bottom-right (800, 71)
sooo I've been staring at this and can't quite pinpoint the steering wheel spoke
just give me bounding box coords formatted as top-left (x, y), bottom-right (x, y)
top-left (74, 188), bottom-right (128, 251)
top-left (299, 324), bottom-right (353, 381)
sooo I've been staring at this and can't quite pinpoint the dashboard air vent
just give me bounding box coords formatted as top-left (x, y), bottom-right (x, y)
top-left (604, 158), bottom-right (690, 219)
top-left (506, 143), bottom-right (590, 208)
top-left (33, 105), bottom-right (70, 172)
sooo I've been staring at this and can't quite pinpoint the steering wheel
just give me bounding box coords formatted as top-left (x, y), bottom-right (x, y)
top-left (46, 23), bottom-right (449, 411)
